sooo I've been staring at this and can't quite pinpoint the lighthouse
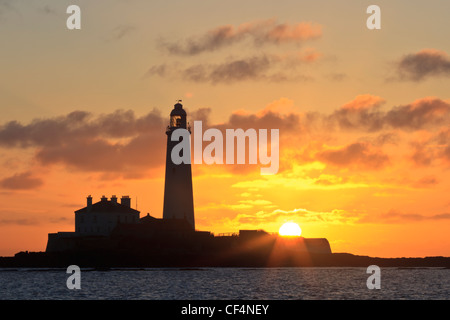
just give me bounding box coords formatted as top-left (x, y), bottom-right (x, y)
top-left (162, 101), bottom-right (195, 229)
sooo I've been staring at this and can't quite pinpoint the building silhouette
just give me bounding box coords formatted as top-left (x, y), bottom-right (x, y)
top-left (75, 195), bottom-right (139, 236)
top-left (162, 101), bottom-right (195, 229)
top-left (44, 101), bottom-right (332, 266)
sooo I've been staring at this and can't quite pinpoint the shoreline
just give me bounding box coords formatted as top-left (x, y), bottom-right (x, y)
top-left (1, 252), bottom-right (449, 268)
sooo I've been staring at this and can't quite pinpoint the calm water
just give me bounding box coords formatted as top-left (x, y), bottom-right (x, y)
top-left (0, 267), bottom-right (448, 300)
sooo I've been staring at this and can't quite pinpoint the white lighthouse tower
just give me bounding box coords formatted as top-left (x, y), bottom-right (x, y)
top-left (162, 101), bottom-right (195, 229)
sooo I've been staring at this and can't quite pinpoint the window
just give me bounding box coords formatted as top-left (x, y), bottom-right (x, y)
top-left (170, 115), bottom-right (182, 127)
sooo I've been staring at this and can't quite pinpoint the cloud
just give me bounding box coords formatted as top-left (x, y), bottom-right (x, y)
top-left (183, 55), bottom-right (272, 83)
top-left (150, 19), bottom-right (322, 84)
top-left (106, 25), bottom-right (136, 41)
top-left (395, 49), bottom-right (450, 81)
top-left (38, 4), bottom-right (56, 15)
top-left (231, 161), bottom-right (370, 191)
top-left (0, 102), bottom-right (301, 177)
top-left (0, 215), bottom-right (70, 226)
top-left (160, 19), bottom-right (322, 56)
top-left (0, 109), bottom-right (167, 175)
top-left (1, 94), bottom-right (449, 179)
top-left (316, 142), bottom-right (389, 170)
top-left (0, 110), bottom-right (92, 148)
top-left (147, 52), bottom-right (316, 84)
top-left (434, 128), bottom-right (450, 163)
top-left (340, 94), bottom-right (385, 111)
top-left (146, 64), bottom-right (168, 78)
top-left (0, 103), bottom-right (297, 177)
top-left (371, 132), bottom-right (400, 147)
top-left (327, 73), bottom-right (347, 81)
top-left (0, 109), bottom-right (165, 147)
top-left (384, 97), bottom-right (450, 130)
top-left (0, 171), bottom-right (43, 190)
top-left (0, 0), bottom-right (16, 17)
top-left (325, 96), bottom-right (450, 132)
top-left (410, 141), bottom-right (434, 166)
top-left (327, 94), bottom-right (386, 131)
top-left (0, 1), bottom-right (55, 19)
top-left (443, 145), bottom-right (450, 160)
top-left (257, 97), bottom-right (296, 116)
top-left (435, 127), bottom-right (450, 145)
top-left (412, 176), bottom-right (438, 188)
top-left (406, 126), bottom-right (450, 167)
top-left (263, 22), bottom-right (322, 43)
top-left (191, 100), bottom-right (302, 175)
top-left (362, 210), bottom-right (450, 224)
top-left (0, 218), bottom-right (37, 226)
top-left (223, 106), bottom-right (301, 133)
top-left (234, 208), bottom-right (360, 226)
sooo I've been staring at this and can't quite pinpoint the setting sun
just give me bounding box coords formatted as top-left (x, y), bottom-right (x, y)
top-left (279, 222), bottom-right (302, 237)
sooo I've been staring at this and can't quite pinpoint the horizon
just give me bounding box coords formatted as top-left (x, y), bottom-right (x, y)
top-left (1, 1), bottom-right (450, 259)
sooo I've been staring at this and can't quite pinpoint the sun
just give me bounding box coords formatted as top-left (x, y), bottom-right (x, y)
top-left (278, 222), bottom-right (302, 237)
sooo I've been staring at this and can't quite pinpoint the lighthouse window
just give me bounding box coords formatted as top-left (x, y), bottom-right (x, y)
top-left (171, 115), bottom-right (182, 127)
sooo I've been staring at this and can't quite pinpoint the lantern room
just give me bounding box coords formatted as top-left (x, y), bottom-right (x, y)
top-left (169, 100), bottom-right (187, 129)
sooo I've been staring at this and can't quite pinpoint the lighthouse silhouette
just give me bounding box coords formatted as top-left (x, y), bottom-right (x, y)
top-left (162, 100), bottom-right (195, 230)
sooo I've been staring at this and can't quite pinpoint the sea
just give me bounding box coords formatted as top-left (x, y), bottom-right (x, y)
top-left (0, 267), bottom-right (448, 300)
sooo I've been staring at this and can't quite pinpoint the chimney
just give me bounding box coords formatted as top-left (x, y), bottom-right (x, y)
top-left (87, 195), bottom-right (92, 211)
top-left (111, 195), bottom-right (118, 204)
top-left (121, 195), bottom-right (131, 207)
top-left (101, 195), bottom-right (108, 202)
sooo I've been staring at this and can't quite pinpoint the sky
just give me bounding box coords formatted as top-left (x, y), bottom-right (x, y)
top-left (1, 0), bottom-right (450, 257)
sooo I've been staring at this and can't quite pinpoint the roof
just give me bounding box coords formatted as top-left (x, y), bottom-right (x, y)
top-left (170, 102), bottom-right (186, 116)
top-left (140, 213), bottom-right (158, 222)
top-left (75, 200), bottom-right (140, 214)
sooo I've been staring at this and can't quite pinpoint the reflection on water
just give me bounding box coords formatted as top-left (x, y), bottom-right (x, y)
top-left (0, 267), bottom-right (448, 300)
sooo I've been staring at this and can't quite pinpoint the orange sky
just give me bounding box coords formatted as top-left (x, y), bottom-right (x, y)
top-left (1, 1), bottom-right (450, 257)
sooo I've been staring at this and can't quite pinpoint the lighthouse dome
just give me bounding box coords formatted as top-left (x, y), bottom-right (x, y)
top-left (170, 102), bottom-right (186, 116)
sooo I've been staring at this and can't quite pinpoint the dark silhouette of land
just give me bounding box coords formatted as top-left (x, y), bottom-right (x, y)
top-left (1, 225), bottom-right (449, 268)
top-left (2, 250), bottom-right (450, 268)
top-left (1, 199), bottom-right (449, 268)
